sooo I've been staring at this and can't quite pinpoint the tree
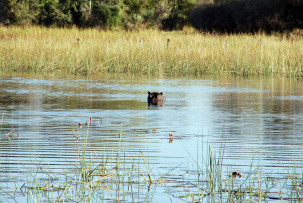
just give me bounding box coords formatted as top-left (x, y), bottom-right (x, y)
top-left (89, 3), bottom-right (122, 28)
top-left (190, 0), bottom-right (303, 33)
top-left (162, 0), bottom-right (197, 30)
top-left (70, 0), bottom-right (87, 26)
top-left (1, 0), bottom-right (39, 25)
top-left (38, 0), bottom-right (72, 26)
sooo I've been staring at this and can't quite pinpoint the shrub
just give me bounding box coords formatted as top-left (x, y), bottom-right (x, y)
top-left (39, 0), bottom-right (72, 26)
top-left (2, 0), bottom-right (39, 25)
top-left (109, 5), bottom-right (123, 27)
top-left (89, 3), bottom-right (122, 28)
top-left (162, 0), bottom-right (197, 30)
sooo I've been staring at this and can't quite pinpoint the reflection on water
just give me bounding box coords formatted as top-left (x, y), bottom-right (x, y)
top-left (212, 78), bottom-right (303, 171)
top-left (1, 74), bottom-right (303, 202)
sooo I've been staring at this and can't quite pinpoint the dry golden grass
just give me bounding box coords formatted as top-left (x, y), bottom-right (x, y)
top-left (0, 26), bottom-right (302, 77)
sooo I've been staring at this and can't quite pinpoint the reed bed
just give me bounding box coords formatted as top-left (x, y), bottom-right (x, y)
top-left (0, 26), bottom-right (302, 77)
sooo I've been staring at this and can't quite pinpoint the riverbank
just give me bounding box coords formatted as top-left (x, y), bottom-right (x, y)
top-left (0, 26), bottom-right (302, 77)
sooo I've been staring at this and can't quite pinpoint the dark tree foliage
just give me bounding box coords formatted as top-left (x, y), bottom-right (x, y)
top-left (0, 0), bottom-right (198, 29)
top-left (122, 0), bottom-right (161, 29)
top-left (88, 3), bottom-right (122, 28)
top-left (190, 0), bottom-right (303, 33)
top-left (39, 0), bottom-right (72, 26)
top-left (0, 0), bottom-right (10, 24)
top-left (91, 3), bottom-right (112, 27)
top-left (161, 0), bottom-right (197, 30)
top-left (1, 0), bottom-right (302, 32)
top-left (0, 0), bottom-right (40, 25)
top-left (70, 0), bottom-right (87, 26)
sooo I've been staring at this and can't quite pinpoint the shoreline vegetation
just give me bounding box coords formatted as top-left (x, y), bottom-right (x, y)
top-left (0, 26), bottom-right (302, 77)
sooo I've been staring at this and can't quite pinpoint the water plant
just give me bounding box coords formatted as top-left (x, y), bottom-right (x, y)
top-left (179, 145), bottom-right (303, 203)
top-left (2, 135), bottom-right (303, 202)
top-left (1, 116), bottom-right (303, 202)
top-left (17, 123), bottom-right (168, 202)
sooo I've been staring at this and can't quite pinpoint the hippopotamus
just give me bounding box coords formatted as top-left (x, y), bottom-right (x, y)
top-left (147, 92), bottom-right (166, 106)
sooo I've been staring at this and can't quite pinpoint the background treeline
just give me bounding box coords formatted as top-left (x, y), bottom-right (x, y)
top-left (0, 0), bottom-right (302, 32)
top-left (191, 0), bottom-right (303, 33)
top-left (0, 0), bottom-right (197, 30)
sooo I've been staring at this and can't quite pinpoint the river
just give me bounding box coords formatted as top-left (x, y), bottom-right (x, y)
top-left (0, 74), bottom-right (303, 202)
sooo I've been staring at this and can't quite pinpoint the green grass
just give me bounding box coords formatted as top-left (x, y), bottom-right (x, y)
top-left (0, 26), bottom-right (303, 77)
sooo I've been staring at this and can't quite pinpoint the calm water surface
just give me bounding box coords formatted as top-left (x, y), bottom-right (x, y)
top-left (1, 74), bottom-right (303, 202)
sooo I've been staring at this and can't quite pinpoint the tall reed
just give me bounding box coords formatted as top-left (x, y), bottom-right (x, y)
top-left (0, 26), bottom-right (302, 77)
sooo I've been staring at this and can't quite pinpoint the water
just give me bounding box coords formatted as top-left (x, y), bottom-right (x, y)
top-left (1, 74), bottom-right (303, 202)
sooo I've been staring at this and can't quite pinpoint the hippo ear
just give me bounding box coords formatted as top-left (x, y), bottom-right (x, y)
top-left (148, 91), bottom-right (150, 95)
top-left (160, 92), bottom-right (163, 95)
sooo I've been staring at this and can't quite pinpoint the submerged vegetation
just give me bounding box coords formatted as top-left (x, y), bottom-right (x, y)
top-left (0, 26), bottom-right (302, 77)
top-left (2, 122), bottom-right (303, 202)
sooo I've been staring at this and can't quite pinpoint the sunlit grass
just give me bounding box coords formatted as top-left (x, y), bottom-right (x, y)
top-left (0, 26), bottom-right (303, 77)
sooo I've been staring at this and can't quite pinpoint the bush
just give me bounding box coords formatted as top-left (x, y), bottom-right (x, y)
top-left (89, 3), bottom-right (122, 28)
top-left (39, 0), bottom-right (72, 26)
top-left (161, 0), bottom-right (197, 30)
top-left (109, 5), bottom-right (123, 27)
top-left (1, 0), bottom-right (39, 25)
top-left (70, 0), bottom-right (87, 26)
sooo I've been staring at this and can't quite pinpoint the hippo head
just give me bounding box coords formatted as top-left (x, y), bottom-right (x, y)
top-left (147, 92), bottom-right (166, 106)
